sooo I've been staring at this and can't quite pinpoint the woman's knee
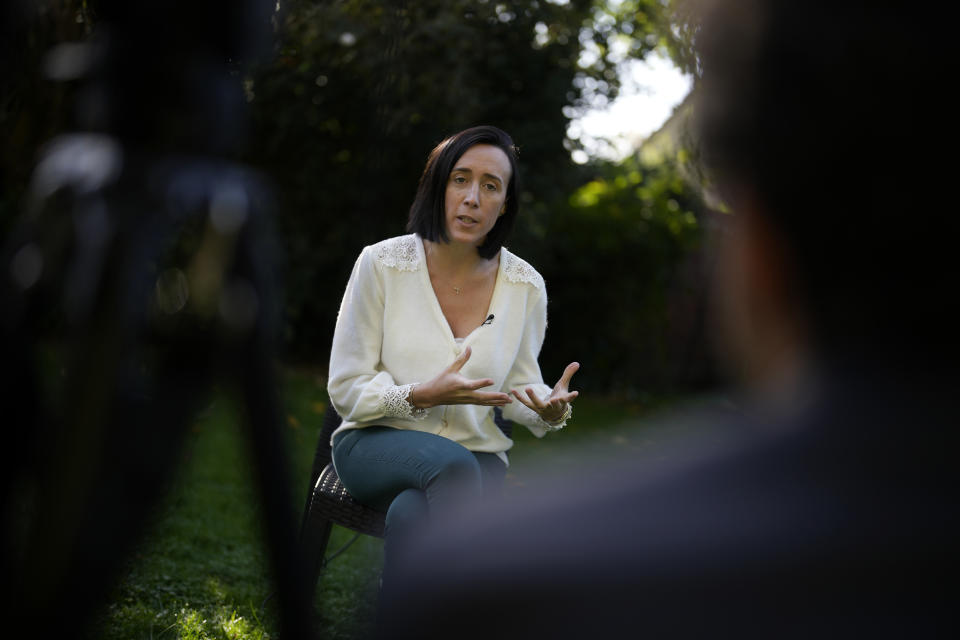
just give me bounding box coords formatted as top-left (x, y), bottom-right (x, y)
top-left (434, 447), bottom-right (483, 485)
top-left (424, 448), bottom-right (483, 508)
top-left (385, 488), bottom-right (429, 538)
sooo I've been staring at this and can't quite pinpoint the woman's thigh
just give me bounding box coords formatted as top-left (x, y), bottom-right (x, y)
top-left (332, 426), bottom-right (481, 511)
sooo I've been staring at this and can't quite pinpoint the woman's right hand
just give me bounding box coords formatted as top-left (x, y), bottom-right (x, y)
top-left (408, 346), bottom-right (512, 409)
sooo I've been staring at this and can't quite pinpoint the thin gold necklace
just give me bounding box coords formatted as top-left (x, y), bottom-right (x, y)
top-left (425, 243), bottom-right (493, 296)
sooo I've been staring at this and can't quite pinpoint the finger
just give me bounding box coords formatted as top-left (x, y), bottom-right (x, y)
top-left (473, 392), bottom-right (512, 405)
top-left (525, 387), bottom-right (549, 411)
top-left (556, 362), bottom-right (580, 389)
top-left (531, 394), bottom-right (564, 420)
top-left (449, 346), bottom-right (472, 372)
top-left (549, 389), bottom-right (578, 403)
top-left (511, 389), bottom-right (537, 412)
top-left (464, 377), bottom-right (496, 391)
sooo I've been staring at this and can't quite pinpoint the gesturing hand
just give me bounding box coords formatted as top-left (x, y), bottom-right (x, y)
top-left (408, 346), bottom-right (513, 409)
top-left (512, 362), bottom-right (580, 423)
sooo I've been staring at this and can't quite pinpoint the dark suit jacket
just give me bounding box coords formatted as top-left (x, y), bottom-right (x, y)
top-left (378, 365), bottom-right (957, 638)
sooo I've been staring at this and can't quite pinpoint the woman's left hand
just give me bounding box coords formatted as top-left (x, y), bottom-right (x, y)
top-left (512, 362), bottom-right (580, 423)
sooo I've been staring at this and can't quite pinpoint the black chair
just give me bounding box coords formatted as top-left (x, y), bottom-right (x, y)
top-left (299, 405), bottom-right (513, 598)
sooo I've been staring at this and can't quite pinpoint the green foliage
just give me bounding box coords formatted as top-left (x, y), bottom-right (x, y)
top-left (527, 148), bottom-right (715, 393)
top-left (247, 0), bottom-right (581, 356)
top-left (2, 0), bottom-right (717, 393)
top-left (242, 0), bottom-right (692, 366)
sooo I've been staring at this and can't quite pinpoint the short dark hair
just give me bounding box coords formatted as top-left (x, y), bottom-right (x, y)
top-left (695, 0), bottom-right (954, 361)
top-left (406, 125), bottom-right (520, 260)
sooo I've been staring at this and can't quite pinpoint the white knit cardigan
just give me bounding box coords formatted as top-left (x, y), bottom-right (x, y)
top-left (327, 234), bottom-right (566, 463)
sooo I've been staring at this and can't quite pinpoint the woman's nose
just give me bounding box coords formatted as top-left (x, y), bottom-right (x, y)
top-left (463, 182), bottom-right (480, 207)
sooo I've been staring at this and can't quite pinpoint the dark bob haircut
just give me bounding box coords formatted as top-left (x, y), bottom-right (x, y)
top-left (406, 125), bottom-right (520, 260)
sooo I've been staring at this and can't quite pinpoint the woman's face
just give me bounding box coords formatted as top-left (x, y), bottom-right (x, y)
top-left (443, 144), bottom-right (511, 248)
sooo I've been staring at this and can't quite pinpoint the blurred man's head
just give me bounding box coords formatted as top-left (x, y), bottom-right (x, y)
top-left (694, 0), bottom-right (954, 385)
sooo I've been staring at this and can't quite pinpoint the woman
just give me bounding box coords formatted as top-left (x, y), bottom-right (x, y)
top-left (327, 125), bottom-right (579, 579)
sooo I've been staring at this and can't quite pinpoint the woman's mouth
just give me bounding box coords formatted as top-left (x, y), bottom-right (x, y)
top-left (456, 215), bottom-right (479, 226)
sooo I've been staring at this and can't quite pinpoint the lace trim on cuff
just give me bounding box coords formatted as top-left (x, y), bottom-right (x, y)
top-left (378, 383), bottom-right (428, 420)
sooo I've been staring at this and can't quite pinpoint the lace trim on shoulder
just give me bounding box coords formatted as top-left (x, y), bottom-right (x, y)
top-left (502, 250), bottom-right (545, 289)
top-left (374, 235), bottom-right (421, 272)
top-left (377, 383), bottom-right (428, 420)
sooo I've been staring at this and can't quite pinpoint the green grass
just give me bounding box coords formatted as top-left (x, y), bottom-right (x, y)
top-left (87, 367), bottom-right (383, 640)
top-left (86, 369), bottom-right (722, 639)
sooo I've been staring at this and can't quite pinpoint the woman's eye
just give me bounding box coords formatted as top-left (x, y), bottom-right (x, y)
top-left (484, 183), bottom-right (498, 191)
top-left (452, 175), bottom-right (466, 184)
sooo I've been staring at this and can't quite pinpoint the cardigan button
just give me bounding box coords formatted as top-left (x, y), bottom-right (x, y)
top-left (453, 346), bottom-right (461, 355)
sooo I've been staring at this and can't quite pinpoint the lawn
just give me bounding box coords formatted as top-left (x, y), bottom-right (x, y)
top-left (86, 367), bottom-right (725, 639)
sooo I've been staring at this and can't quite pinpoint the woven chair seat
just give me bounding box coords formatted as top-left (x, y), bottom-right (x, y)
top-left (310, 462), bottom-right (385, 538)
top-left (300, 405), bottom-right (513, 607)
